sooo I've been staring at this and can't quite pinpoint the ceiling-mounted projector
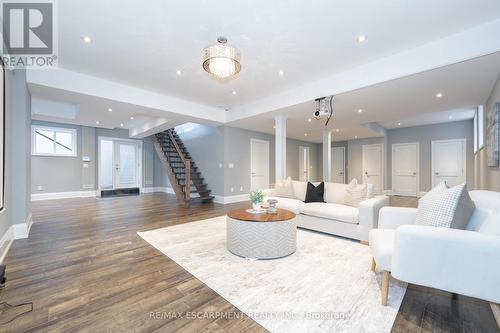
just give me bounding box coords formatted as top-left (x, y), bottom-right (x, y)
top-left (314, 96), bottom-right (334, 126)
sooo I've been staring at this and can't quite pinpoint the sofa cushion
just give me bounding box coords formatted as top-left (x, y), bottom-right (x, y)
top-left (273, 176), bottom-right (294, 198)
top-left (300, 202), bottom-right (359, 224)
top-left (324, 182), bottom-right (348, 204)
top-left (304, 182), bottom-right (325, 203)
top-left (292, 180), bottom-right (307, 201)
top-left (265, 196), bottom-right (303, 214)
top-left (416, 182), bottom-right (475, 229)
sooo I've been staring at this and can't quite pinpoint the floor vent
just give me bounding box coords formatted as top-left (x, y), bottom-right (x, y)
top-left (100, 188), bottom-right (140, 197)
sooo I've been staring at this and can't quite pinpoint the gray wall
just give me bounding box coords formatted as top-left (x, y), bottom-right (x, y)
top-left (387, 120), bottom-right (474, 191)
top-left (0, 69), bottom-right (31, 245)
top-left (31, 121), bottom-right (158, 194)
top-left (475, 73), bottom-right (500, 191)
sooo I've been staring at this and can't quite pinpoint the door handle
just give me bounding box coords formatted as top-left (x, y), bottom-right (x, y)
top-left (413, 172), bottom-right (417, 176)
top-left (435, 172), bottom-right (439, 175)
top-left (364, 172), bottom-right (368, 175)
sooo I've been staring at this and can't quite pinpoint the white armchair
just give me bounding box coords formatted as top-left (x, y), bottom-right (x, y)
top-left (369, 190), bottom-right (500, 311)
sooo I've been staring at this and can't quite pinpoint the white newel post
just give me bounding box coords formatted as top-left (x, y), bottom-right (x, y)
top-left (323, 129), bottom-right (332, 182)
top-left (275, 115), bottom-right (287, 183)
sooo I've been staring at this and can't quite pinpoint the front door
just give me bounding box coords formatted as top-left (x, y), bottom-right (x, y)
top-left (362, 144), bottom-right (384, 194)
top-left (114, 141), bottom-right (139, 189)
top-left (432, 139), bottom-right (466, 187)
top-left (392, 143), bottom-right (419, 196)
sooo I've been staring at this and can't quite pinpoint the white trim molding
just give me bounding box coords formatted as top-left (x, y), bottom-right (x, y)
top-left (0, 216), bottom-right (32, 264)
top-left (31, 190), bottom-right (98, 201)
top-left (213, 194), bottom-right (249, 205)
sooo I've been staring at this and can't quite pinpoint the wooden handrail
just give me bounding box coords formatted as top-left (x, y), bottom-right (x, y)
top-left (167, 131), bottom-right (190, 201)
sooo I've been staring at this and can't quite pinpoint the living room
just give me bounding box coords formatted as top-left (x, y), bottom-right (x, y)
top-left (0, 1), bottom-right (500, 332)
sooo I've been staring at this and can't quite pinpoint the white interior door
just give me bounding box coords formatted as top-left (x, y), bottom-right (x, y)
top-left (432, 139), bottom-right (466, 187)
top-left (114, 141), bottom-right (139, 189)
top-left (362, 144), bottom-right (384, 194)
top-left (299, 146), bottom-right (310, 181)
top-left (250, 139), bottom-right (270, 190)
top-left (332, 147), bottom-right (346, 183)
top-left (392, 143), bottom-right (419, 196)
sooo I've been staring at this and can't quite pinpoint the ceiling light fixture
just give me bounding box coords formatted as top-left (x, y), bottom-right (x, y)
top-left (130, 116), bottom-right (134, 120)
top-left (436, 92), bottom-right (443, 98)
top-left (203, 36), bottom-right (241, 80)
top-left (120, 123), bottom-right (124, 127)
top-left (358, 109), bottom-right (363, 113)
top-left (176, 69), bottom-right (182, 76)
top-left (279, 70), bottom-right (284, 76)
top-left (308, 118), bottom-right (312, 122)
top-left (397, 122), bottom-right (401, 126)
top-left (335, 129), bottom-right (340, 133)
top-left (108, 108), bottom-right (112, 112)
top-left (357, 35), bottom-right (367, 43)
top-left (449, 115), bottom-right (453, 119)
top-left (82, 36), bottom-right (93, 44)
top-left (232, 90), bottom-right (237, 95)
top-left (354, 136), bottom-right (358, 139)
top-left (95, 121), bottom-right (100, 125)
top-left (304, 133), bottom-right (308, 137)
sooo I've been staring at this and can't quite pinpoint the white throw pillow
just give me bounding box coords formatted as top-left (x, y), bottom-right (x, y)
top-left (366, 183), bottom-right (375, 199)
top-left (344, 179), bottom-right (368, 207)
top-left (324, 182), bottom-right (349, 204)
top-left (415, 182), bottom-right (475, 229)
top-left (292, 180), bottom-right (308, 201)
top-left (273, 177), bottom-right (294, 198)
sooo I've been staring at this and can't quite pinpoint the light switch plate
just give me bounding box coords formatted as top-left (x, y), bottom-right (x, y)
top-left (228, 163), bottom-right (234, 169)
top-left (82, 156), bottom-right (91, 162)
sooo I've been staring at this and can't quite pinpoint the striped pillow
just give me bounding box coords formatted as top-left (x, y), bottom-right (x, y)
top-left (415, 182), bottom-right (475, 229)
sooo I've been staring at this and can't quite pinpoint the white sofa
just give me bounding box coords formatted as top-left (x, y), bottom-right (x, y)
top-left (369, 190), bottom-right (500, 306)
top-left (263, 180), bottom-right (389, 242)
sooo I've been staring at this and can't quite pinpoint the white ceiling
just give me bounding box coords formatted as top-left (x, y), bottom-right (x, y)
top-left (57, 0), bottom-right (500, 109)
top-left (30, 83), bottom-right (171, 130)
top-left (227, 52), bottom-right (500, 142)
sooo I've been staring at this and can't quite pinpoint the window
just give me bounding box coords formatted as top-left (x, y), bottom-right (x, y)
top-left (32, 126), bottom-right (77, 156)
top-left (473, 106), bottom-right (485, 154)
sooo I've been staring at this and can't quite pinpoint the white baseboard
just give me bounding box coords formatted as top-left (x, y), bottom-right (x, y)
top-left (31, 190), bottom-right (98, 201)
top-left (213, 193), bottom-right (249, 204)
top-left (418, 191), bottom-right (427, 198)
top-left (0, 216), bottom-right (31, 264)
top-left (383, 190), bottom-right (394, 196)
top-left (384, 189), bottom-right (426, 198)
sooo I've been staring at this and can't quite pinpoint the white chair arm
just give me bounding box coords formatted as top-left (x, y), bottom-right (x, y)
top-left (358, 195), bottom-right (389, 229)
top-left (392, 225), bottom-right (500, 303)
top-left (378, 207), bottom-right (417, 229)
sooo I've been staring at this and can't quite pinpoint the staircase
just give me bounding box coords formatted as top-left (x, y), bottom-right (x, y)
top-left (153, 129), bottom-right (214, 204)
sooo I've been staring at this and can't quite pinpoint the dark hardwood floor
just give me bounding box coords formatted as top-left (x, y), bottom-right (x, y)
top-left (0, 194), bottom-right (497, 332)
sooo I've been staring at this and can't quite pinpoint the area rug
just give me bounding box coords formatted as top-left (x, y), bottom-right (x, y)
top-left (138, 216), bottom-right (406, 333)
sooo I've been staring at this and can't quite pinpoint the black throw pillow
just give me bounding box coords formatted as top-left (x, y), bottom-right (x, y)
top-left (304, 182), bottom-right (325, 203)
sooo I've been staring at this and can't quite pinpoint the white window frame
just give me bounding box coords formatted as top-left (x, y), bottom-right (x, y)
top-left (31, 125), bottom-right (78, 157)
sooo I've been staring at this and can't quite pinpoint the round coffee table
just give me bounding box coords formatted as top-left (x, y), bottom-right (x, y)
top-left (226, 208), bottom-right (297, 259)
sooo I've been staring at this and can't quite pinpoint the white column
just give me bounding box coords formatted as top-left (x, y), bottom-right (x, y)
top-left (275, 115), bottom-right (287, 182)
top-left (323, 129), bottom-right (332, 182)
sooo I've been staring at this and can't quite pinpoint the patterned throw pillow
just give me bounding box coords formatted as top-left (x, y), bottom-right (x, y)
top-left (273, 177), bottom-right (293, 198)
top-left (415, 182), bottom-right (475, 229)
top-left (344, 179), bottom-right (368, 207)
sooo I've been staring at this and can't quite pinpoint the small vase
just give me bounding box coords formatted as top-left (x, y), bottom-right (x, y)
top-left (252, 202), bottom-right (261, 211)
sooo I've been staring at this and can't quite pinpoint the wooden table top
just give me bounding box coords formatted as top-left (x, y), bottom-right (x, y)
top-left (227, 208), bottom-right (296, 222)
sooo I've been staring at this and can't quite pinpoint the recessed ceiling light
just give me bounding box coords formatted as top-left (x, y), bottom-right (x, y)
top-left (436, 92), bottom-right (443, 98)
top-left (335, 129), bottom-right (340, 133)
top-left (108, 108), bottom-right (112, 112)
top-left (95, 121), bottom-right (100, 125)
top-left (354, 135), bottom-right (358, 139)
top-left (358, 109), bottom-right (363, 113)
top-left (279, 70), bottom-right (284, 76)
top-left (273, 125), bottom-right (276, 129)
top-left (308, 118), bottom-right (312, 122)
top-left (232, 90), bottom-right (237, 95)
top-left (397, 122), bottom-right (401, 126)
top-left (82, 36), bottom-right (93, 44)
top-left (357, 35), bottom-right (367, 43)
top-left (304, 133), bottom-right (308, 137)
top-left (176, 69), bottom-right (182, 76)
top-left (449, 115), bottom-right (453, 120)
top-left (120, 123), bottom-right (124, 127)
top-left (130, 116), bottom-right (134, 120)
